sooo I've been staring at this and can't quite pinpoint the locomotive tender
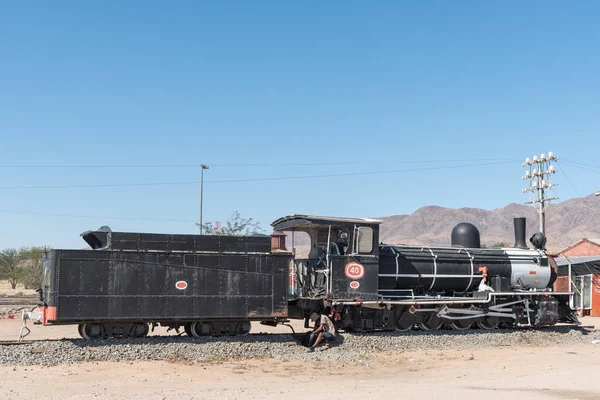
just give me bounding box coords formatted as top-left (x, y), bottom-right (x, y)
top-left (33, 215), bottom-right (576, 339)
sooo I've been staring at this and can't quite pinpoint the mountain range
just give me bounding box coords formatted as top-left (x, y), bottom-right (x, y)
top-left (377, 193), bottom-right (600, 253)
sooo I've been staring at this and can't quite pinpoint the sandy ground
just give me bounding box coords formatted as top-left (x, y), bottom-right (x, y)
top-left (1, 344), bottom-right (599, 399)
top-left (1, 317), bottom-right (600, 399)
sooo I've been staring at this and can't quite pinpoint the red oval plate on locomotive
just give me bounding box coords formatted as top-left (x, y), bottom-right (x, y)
top-left (175, 280), bottom-right (188, 290)
top-left (349, 281), bottom-right (360, 289)
top-left (345, 262), bottom-right (365, 280)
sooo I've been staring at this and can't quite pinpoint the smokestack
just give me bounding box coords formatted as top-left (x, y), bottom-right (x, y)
top-left (513, 217), bottom-right (527, 249)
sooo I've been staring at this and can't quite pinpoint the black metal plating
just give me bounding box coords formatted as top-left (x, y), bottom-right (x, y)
top-left (45, 234), bottom-right (290, 323)
top-left (378, 246), bottom-right (512, 295)
top-left (82, 230), bottom-right (270, 253)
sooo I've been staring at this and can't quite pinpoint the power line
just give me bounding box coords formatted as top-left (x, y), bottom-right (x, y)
top-left (561, 159), bottom-right (600, 171)
top-left (0, 181), bottom-right (198, 190)
top-left (558, 164), bottom-right (600, 225)
top-left (0, 208), bottom-right (580, 248)
top-left (550, 187), bottom-right (589, 242)
top-left (0, 210), bottom-right (196, 223)
top-left (0, 157), bottom-right (521, 169)
top-left (211, 158), bottom-right (521, 167)
top-left (207, 160), bottom-right (515, 183)
top-left (560, 160), bottom-right (600, 174)
top-left (0, 160), bottom-right (516, 190)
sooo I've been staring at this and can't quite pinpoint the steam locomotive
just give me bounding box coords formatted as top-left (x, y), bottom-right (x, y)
top-left (30, 214), bottom-right (576, 339)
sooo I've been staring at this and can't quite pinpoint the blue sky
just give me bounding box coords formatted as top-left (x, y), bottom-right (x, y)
top-left (1, 1), bottom-right (599, 249)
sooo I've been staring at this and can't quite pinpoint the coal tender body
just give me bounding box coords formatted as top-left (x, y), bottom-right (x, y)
top-left (39, 229), bottom-right (290, 339)
top-left (274, 215), bottom-right (575, 332)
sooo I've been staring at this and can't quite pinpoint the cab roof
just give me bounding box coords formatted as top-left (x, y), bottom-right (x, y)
top-left (271, 214), bottom-right (382, 231)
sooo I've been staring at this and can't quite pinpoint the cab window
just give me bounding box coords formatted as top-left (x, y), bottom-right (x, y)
top-left (356, 227), bottom-right (373, 254)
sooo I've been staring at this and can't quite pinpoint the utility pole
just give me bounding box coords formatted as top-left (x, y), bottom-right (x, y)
top-left (521, 152), bottom-right (558, 236)
top-left (200, 164), bottom-right (209, 235)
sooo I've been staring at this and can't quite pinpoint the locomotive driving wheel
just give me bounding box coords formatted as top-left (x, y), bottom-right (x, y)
top-left (395, 310), bottom-right (415, 331)
top-left (419, 314), bottom-right (443, 331)
top-left (395, 319), bottom-right (413, 331)
top-left (449, 319), bottom-right (473, 330)
top-left (477, 317), bottom-right (500, 330)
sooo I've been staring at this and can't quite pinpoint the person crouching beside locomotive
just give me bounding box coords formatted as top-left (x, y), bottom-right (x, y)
top-left (307, 312), bottom-right (336, 351)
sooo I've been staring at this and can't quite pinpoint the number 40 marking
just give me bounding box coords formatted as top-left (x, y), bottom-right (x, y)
top-left (345, 262), bottom-right (365, 280)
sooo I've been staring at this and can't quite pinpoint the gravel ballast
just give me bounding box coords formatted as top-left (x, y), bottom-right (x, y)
top-left (2, 327), bottom-right (599, 366)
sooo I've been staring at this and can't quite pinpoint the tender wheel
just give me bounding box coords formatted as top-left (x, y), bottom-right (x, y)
top-left (449, 319), bottom-right (473, 330)
top-left (477, 317), bottom-right (500, 330)
top-left (133, 323), bottom-right (149, 338)
top-left (419, 314), bottom-right (443, 331)
top-left (78, 324), bottom-right (90, 340)
top-left (216, 322), bottom-right (235, 336)
top-left (78, 323), bottom-right (103, 339)
top-left (239, 321), bottom-right (251, 335)
top-left (190, 321), bottom-right (213, 337)
top-left (184, 323), bottom-right (193, 337)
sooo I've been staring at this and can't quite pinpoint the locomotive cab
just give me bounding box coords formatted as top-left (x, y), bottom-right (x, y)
top-left (271, 215), bottom-right (382, 304)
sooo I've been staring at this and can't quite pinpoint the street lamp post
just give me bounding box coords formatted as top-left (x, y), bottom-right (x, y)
top-left (200, 164), bottom-right (209, 235)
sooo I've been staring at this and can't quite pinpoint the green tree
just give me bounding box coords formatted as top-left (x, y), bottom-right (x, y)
top-left (19, 247), bottom-right (46, 289)
top-left (492, 241), bottom-right (511, 248)
top-left (0, 248), bottom-right (21, 289)
top-left (197, 211), bottom-right (264, 236)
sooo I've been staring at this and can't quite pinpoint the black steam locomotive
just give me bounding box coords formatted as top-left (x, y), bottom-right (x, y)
top-left (34, 214), bottom-right (576, 339)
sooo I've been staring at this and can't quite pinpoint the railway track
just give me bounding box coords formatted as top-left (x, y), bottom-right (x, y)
top-left (0, 297), bottom-right (38, 306)
top-left (0, 339), bottom-right (64, 346)
top-left (0, 333), bottom-right (298, 347)
top-left (0, 324), bottom-right (593, 347)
